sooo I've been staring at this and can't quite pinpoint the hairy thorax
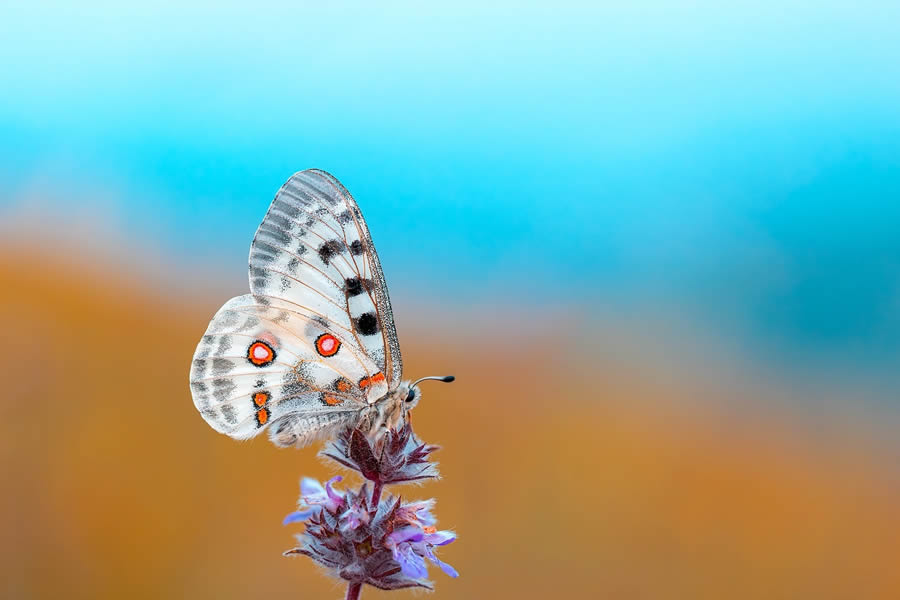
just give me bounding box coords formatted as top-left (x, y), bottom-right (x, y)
top-left (360, 381), bottom-right (415, 436)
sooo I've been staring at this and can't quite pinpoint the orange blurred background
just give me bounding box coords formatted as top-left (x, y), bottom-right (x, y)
top-left (3, 238), bottom-right (899, 599)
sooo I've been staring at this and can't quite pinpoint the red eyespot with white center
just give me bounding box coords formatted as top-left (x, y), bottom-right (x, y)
top-left (315, 333), bottom-right (341, 357)
top-left (247, 341), bottom-right (276, 367)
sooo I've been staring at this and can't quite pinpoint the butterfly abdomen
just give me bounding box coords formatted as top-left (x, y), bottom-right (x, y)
top-left (268, 411), bottom-right (360, 448)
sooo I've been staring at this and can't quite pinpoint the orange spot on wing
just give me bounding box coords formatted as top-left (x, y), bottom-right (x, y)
top-left (253, 391), bottom-right (270, 407)
top-left (336, 380), bottom-right (351, 393)
top-left (256, 408), bottom-right (269, 425)
top-left (359, 372), bottom-right (385, 389)
top-left (323, 394), bottom-right (341, 406)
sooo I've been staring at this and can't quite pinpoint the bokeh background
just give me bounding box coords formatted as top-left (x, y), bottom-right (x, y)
top-left (3, 2), bottom-right (900, 598)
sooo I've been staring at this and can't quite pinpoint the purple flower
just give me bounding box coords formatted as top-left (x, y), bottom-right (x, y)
top-left (285, 492), bottom-right (459, 589)
top-left (339, 489), bottom-right (371, 532)
top-left (385, 523), bottom-right (458, 579)
top-left (388, 534), bottom-right (428, 579)
top-left (283, 425), bottom-right (459, 595)
top-left (282, 475), bottom-right (344, 525)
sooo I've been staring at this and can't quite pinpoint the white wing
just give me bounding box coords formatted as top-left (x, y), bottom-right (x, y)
top-left (190, 294), bottom-right (382, 446)
top-left (248, 169), bottom-right (403, 392)
top-left (190, 170), bottom-right (403, 447)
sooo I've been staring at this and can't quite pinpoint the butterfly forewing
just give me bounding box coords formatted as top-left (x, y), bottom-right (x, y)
top-left (248, 170), bottom-right (403, 394)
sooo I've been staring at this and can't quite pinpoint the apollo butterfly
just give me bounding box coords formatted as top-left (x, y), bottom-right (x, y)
top-left (189, 170), bottom-right (454, 448)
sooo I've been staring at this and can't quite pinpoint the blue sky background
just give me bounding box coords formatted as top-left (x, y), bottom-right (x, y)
top-left (2, 2), bottom-right (899, 398)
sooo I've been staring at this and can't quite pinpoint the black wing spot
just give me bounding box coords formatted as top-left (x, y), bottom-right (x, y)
top-left (345, 277), bottom-right (373, 297)
top-left (354, 312), bottom-right (379, 336)
top-left (349, 240), bottom-right (365, 256)
top-left (318, 240), bottom-right (343, 265)
top-left (337, 211), bottom-right (353, 224)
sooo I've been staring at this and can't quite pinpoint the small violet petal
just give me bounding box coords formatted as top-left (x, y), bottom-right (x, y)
top-left (395, 544), bottom-right (428, 579)
top-left (299, 477), bottom-right (325, 498)
top-left (434, 555), bottom-right (459, 578)
top-left (387, 526), bottom-right (425, 547)
top-left (423, 545), bottom-right (459, 578)
top-left (324, 475), bottom-right (344, 511)
top-left (282, 508), bottom-right (318, 525)
top-left (425, 530), bottom-right (457, 546)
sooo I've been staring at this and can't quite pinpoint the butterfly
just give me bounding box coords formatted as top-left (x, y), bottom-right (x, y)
top-left (189, 170), bottom-right (454, 448)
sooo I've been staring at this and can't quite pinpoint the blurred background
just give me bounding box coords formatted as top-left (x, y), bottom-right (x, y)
top-left (2, 1), bottom-right (900, 598)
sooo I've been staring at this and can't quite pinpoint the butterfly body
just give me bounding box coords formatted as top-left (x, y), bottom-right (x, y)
top-left (268, 381), bottom-right (418, 448)
top-left (190, 170), bottom-right (431, 448)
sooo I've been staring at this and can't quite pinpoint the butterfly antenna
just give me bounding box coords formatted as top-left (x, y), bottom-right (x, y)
top-left (411, 375), bottom-right (455, 387)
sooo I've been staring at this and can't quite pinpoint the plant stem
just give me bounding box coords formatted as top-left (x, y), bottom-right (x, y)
top-left (371, 480), bottom-right (383, 506)
top-left (345, 582), bottom-right (362, 600)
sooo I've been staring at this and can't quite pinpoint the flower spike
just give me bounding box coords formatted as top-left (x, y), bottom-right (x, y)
top-left (284, 424), bottom-right (458, 594)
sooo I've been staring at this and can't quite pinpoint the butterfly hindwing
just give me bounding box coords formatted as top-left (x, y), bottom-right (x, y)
top-left (248, 170), bottom-right (403, 396)
top-left (189, 294), bottom-right (388, 445)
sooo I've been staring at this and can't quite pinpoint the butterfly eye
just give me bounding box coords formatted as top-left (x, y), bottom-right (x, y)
top-left (406, 388), bottom-right (417, 403)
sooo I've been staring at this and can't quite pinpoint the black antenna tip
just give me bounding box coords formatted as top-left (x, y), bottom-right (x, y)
top-left (442, 375), bottom-right (455, 383)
